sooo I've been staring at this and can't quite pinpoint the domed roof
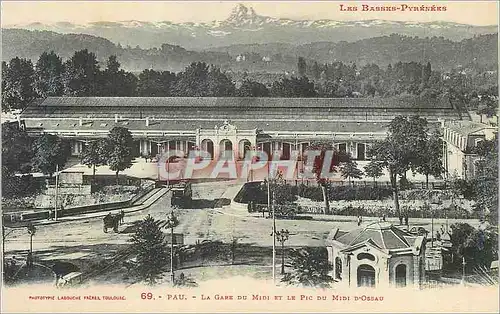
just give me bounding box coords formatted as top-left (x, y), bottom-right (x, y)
top-left (331, 222), bottom-right (420, 250)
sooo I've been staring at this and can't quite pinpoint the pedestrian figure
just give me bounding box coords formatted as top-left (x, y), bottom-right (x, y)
top-left (357, 216), bottom-right (362, 226)
top-left (119, 210), bottom-right (125, 224)
top-left (382, 214), bottom-right (386, 222)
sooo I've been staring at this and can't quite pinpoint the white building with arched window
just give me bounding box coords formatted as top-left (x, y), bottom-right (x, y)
top-left (17, 96), bottom-right (464, 164)
top-left (326, 222), bottom-right (426, 289)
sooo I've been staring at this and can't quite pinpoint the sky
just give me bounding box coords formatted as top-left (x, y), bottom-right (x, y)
top-left (1, 1), bottom-right (499, 26)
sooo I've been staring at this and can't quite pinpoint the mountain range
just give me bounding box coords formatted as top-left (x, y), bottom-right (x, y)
top-left (4, 3), bottom-right (497, 50)
top-left (2, 28), bottom-right (497, 74)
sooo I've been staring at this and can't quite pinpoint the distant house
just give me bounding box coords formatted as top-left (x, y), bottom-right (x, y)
top-left (441, 120), bottom-right (497, 179)
top-left (326, 222), bottom-right (427, 289)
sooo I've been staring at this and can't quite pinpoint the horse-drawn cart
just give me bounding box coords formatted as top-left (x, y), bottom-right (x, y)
top-left (103, 212), bottom-right (123, 233)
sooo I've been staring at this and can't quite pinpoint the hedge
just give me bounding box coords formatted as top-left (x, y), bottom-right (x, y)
top-left (297, 185), bottom-right (393, 201)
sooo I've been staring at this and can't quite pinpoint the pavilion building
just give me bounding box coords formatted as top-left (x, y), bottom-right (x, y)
top-left (326, 222), bottom-right (427, 289)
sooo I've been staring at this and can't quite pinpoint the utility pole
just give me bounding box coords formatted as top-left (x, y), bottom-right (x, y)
top-left (54, 164), bottom-right (59, 221)
top-left (272, 191), bottom-right (276, 283)
top-left (157, 143), bottom-right (161, 182)
top-left (267, 177), bottom-right (275, 283)
top-left (431, 203), bottom-right (434, 248)
top-left (166, 211), bottom-right (179, 286)
top-left (167, 146), bottom-right (170, 187)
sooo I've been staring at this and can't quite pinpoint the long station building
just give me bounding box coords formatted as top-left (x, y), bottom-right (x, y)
top-left (19, 96), bottom-right (465, 161)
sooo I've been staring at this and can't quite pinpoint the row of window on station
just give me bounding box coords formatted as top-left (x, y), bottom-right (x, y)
top-left (72, 139), bottom-right (372, 161)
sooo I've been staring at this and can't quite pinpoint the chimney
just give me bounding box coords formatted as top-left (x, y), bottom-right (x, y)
top-left (145, 117), bottom-right (150, 127)
top-left (115, 114), bottom-right (119, 123)
top-left (79, 117), bottom-right (83, 126)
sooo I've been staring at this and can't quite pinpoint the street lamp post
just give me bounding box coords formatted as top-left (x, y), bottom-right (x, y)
top-left (461, 257), bottom-right (466, 285)
top-left (246, 145), bottom-right (255, 182)
top-left (26, 223), bottom-right (36, 268)
top-left (156, 143), bottom-right (161, 181)
top-left (54, 164), bottom-right (60, 221)
top-left (264, 174), bottom-right (277, 284)
top-left (152, 141), bottom-right (168, 184)
top-left (274, 229), bottom-right (290, 275)
top-left (165, 211), bottom-right (179, 286)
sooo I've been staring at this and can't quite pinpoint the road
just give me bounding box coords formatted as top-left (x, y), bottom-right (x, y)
top-left (4, 180), bottom-right (481, 278)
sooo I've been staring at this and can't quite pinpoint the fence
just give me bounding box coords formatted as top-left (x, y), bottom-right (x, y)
top-left (2, 180), bottom-right (157, 224)
top-left (284, 180), bottom-right (449, 190)
top-left (247, 202), bottom-right (476, 220)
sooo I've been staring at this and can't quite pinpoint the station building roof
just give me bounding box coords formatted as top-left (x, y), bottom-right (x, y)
top-left (20, 96), bottom-right (462, 136)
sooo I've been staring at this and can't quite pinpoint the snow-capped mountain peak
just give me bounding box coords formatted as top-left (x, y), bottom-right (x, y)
top-left (223, 3), bottom-right (268, 26)
top-left (2, 3), bottom-right (496, 50)
top-left (227, 4), bottom-right (257, 21)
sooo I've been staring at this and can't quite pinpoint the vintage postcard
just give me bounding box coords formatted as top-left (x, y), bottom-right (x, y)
top-left (1, 0), bottom-right (499, 313)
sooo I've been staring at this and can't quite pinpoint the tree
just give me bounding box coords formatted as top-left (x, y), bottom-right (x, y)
top-left (206, 66), bottom-right (236, 96)
top-left (449, 223), bottom-right (498, 273)
top-left (368, 141), bottom-right (404, 222)
top-left (137, 69), bottom-right (176, 96)
top-left (364, 160), bottom-right (384, 183)
top-left (80, 139), bottom-right (109, 180)
top-left (130, 215), bottom-right (169, 285)
top-left (270, 77), bottom-right (317, 97)
top-left (63, 49), bottom-right (101, 96)
top-left (305, 142), bottom-right (349, 214)
top-left (472, 139), bottom-right (498, 224)
top-left (317, 80), bottom-right (339, 98)
top-left (297, 57), bottom-right (307, 77)
top-left (259, 179), bottom-right (297, 208)
top-left (32, 134), bottom-right (71, 176)
top-left (106, 127), bottom-right (134, 181)
top-left (1, 58), bottom-right (37, 112)
top-left (100, 55), bottom-right (138, 96)
top-left (172, 62), bottom-right (235, 97)
top-left (34, 51), bottom-right (64, 97)
top-left (339, 159), bottom-right (364, 185)
top-left (237, 79), bottom-right (270, 97)
top-left (471, 138), bottom-right (496, 157)
top-left (2, 122), bottom-right (32, 177)
top-left (311, 61), bottom-right (321, 80)
top-left (449, 139), bottom-right (497, 225)
top-left (423, 62), bottom-right (432, 84)
top-left (415, 131), bottom-right (444, 188)
top-left (367, 116), bottom-right (429, 224)
top-left (475, 92), bottom-right (498, 118)
top-left (281, 247), bottom-right (332, 288)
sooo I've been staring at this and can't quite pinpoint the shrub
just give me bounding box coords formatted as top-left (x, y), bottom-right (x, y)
top-left (281, 247), bottom-right (332, 288)
top-left (1, 175), bottom-right (44, 199)
top-left (298, 184), bottom-right (392, 201)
